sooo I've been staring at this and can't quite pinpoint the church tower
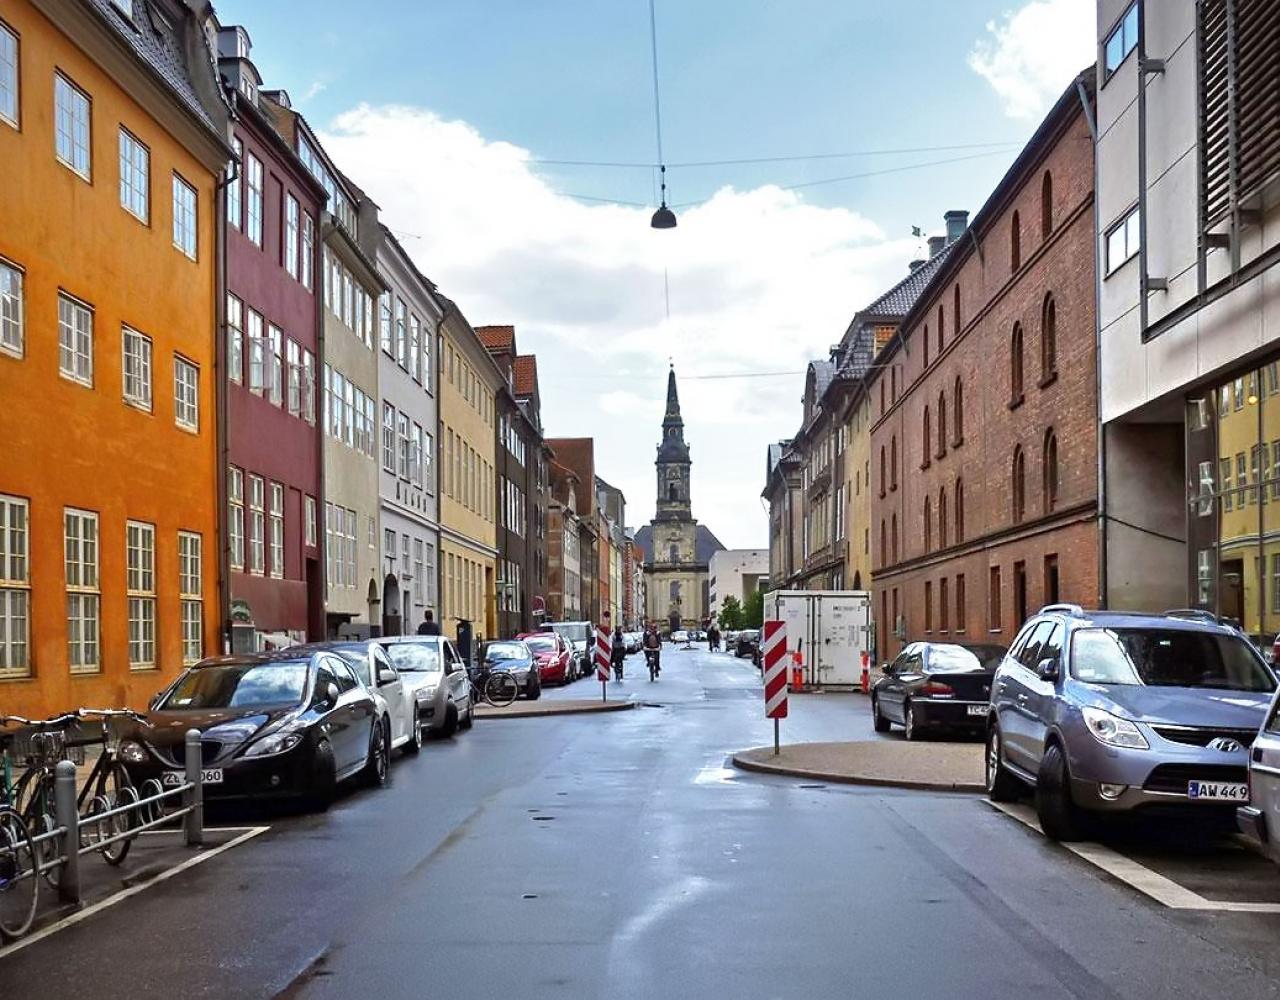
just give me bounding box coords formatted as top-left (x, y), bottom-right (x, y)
top-left (655, 366), bottom-right (691, 521)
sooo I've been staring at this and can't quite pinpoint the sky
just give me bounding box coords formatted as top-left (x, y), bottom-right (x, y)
top-left (216, 0), bottom-right (1095, 548)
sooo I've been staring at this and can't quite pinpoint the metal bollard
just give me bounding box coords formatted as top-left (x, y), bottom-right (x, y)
top-left (53, 759), bottom-right (80, 904)
top-left (183, 728), bottom-right (203, 847)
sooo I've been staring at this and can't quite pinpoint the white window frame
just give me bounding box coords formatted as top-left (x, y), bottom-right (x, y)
top-left (248, 474), bottom-right (265, 575)
top-left (1103, 3), bottom-right (1139, 81)
top-left (226, 292), bottom-right (243, 383)
top-left (246, 153), bottom-right (263, 247)
top-left (118, 127), bottom-right (149, 223)
top-left (302, 349), bottom-right (316, 424)
top-left (121, 325), bottom-right (152, 411)
top-left (1, 257), bottom-right (24, 358)
top-left (228, 136), bottom-right (243, 230)
top-left (301, 212), bottom-right (314, 290)
top-left (247, 309), bottom-right (266, 394)
top-left (0, 21), bottom-right (18, 130)
top-left (286, 339), bottom-right (302, 415)
top-left (172, 173), bottom-right (198, 259)
top-left (65, 508), bottom-right (100, 674)
top-left (54, 71), bottom-right (91, 179)
top-left (344, 508), bottom-right (357, 588)
top-left (58, 292), bottom-right (93, 386)
top-left (268, 482), bottom-right (284, 579)
top-left (126, 520), bottom-right (156, 670)
top-left (397, 412), bottom-right (410, 480)
top-left (228, 466), bottom-right (245, 571)
top-left (179, 530), bottom-right (202, 664)
top-left (0, 495), bottom-right (31, 678)
top-left (1105, 206), bottom-right (1140, 275)
top-left (285, 194), bottom-right (300, 279)
top-left (423, 431), bottom-right (434, 492)
top-left (382, 402), bottom-right (396, 472)
top-left (174, 354), bottom-right (199, 431)
top-left (304, 495), bottom-right (317, 548)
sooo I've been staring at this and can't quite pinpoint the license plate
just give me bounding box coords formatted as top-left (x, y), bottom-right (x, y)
top-left (1187, 780), bottom-right (1248, 801)
top-left (163, 768), bottom-right (222, 787)
top-left (966, 705), bottom-right (987, 717)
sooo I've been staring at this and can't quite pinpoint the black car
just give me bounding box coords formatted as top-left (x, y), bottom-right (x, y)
top-left (476, 640), bottom-right (541, 700)
top-left (872, 642), bottom-right (1006, 740)
top-left (735, 629), bottom-right (761, 659)
top-left (119, 650), bottom-right (388, 809)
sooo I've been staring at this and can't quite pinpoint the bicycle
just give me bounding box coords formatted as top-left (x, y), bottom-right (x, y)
top-left (0, 725), bottom-right (38, 941)
top-left (1, 713), bottom-right (78, 890)
top-left (468, 667), bottom-right (519, 708)
top-left (73, 709), bottom-right (154, 864)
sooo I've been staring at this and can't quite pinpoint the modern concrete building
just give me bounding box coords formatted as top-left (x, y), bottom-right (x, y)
top-left (375, 227), bottom-right (441, 637)
top-left (708, 549), bottom-right (769, 619)
top-left (1095, 0), bottom-right (1280, 640)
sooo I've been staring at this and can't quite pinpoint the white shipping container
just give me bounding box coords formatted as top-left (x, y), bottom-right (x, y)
top-left (762, 590), bottom-right (874, 688)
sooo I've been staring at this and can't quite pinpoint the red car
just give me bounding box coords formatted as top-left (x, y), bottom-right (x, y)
top-left (519, 632), bottom-right (575, 685)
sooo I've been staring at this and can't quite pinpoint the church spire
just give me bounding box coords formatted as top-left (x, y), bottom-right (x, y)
top-left (657, 366), bottom-right (689, 463)
top-left (665, 365), bottom-right (681, 419)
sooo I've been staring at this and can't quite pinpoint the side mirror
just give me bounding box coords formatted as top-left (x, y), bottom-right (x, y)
top-left (316, 681), bottom-right (340, 708)
top-left (1037, 657), bottom-right (1060, 682)
top-left (880, 662), bottom-right (891, 674)
top-left (377, 667), bottom-right (398, 687)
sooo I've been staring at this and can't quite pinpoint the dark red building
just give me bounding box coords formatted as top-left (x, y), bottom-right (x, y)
top-left (216, 26), bottom-right (327, 649)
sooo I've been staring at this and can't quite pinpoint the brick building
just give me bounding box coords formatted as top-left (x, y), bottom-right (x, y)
top-left (869, 73), bottom-right (1098, 660)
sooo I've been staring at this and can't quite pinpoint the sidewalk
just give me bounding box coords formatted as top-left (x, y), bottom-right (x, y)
top-left (474, 698), bottom-right (636, 720)
top-left (732, 740), bottom-right (984, 792)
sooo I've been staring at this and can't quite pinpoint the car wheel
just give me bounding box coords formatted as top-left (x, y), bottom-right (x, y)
top-left (985, 725), bottom-right (1022, 802)
top-left (460, 701), bottom-right (474, 730)
top-left (527, 676), bottom-right (542, 701)
top-left (872, 695), bottom-right (891, 733)
top-left (903, 700), bottom-right (920, 741)
top-left (1036, 743), bottom-right (1087, 842)
top-left (442, 703), bottom-right (459, 737)
top-left (406, 712), bottom-right (424, 755)
top-left (363, 718), bottom-right (390, 788)
top-left (307, 739), bottom-right (337, 811)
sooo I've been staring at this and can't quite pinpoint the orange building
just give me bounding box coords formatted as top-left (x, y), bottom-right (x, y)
top-left (0, 1), bottom-right (231, 715)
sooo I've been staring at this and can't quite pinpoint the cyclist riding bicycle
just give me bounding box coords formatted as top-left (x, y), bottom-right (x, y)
top-left (642, 624), bottom-right (662, 676)
top-left (611, 626), bottom-right (626, 681)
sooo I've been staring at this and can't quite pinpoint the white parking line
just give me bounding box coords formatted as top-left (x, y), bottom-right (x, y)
top-left (988, 802), bottom-right (1280, 913)
top-left (0, 825), bottom-right (269, 960)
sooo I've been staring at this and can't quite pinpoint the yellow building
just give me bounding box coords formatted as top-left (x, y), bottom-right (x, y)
top-left (437, 299), bottom-right (502, 647)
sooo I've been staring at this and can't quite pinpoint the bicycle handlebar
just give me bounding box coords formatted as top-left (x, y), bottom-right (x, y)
top-left (1, 707), bottom-right (150, 728)
top-left (0, 712), bottom-right (79, 728)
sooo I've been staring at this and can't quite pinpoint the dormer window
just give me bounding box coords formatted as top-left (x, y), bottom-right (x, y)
top-left (239, 75), bottom-right (256, 105)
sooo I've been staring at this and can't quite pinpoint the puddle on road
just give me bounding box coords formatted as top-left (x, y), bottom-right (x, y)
top-left (693, 761), bottom-right (740, 785)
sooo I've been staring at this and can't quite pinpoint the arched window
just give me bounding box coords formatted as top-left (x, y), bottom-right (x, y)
top-left (891, 435), bottom-right (898, 490)
top-left (955, 478), bottom-right (965, 542)
top-left (1011, 323), bottom-right (1024, 403)
top-left (880, 520), bottom-right (886, 567)
top-left (1012, 446), bottom-right (1026, 523)
top-left (939, 486), bottom-right (948, 548)
top-left (922, 406), bottom-right (932, 468)
top-left (923, 326), bottom-right (930, 368)
top-left (669, 543), bottom-right (678, 561)
top-left (953, 376), bottom-right (964, 445)
top-left (891, 513), bottom-right (899, 563)
top-left (953, 284), bottom-right (961, 336)
top-left (1043, 428), bottom-right (1059, 513)
top-left (1041, 293), bottom-right (1057, 381)
top-left (1041, 170), bottom-right (1053, 238)
top-left (879, 445), bottom-right (886, 498)
top-left (1011, 209), bottom-right (1021, 271)
top-left (924, 497), bottom-right (932, 552)
top-left (880, 379), bottom-right (886, 415)
top-left (853, 570), bottom-right (862, 590)
top-left (937, 391), bottom-right (947, 458)
top-left (938, 304), bottom-right (945, 348)
top-left (668, 483), bottom-right (678, 501)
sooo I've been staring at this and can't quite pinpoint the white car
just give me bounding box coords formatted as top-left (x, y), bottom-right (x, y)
top-left (292, 640), bottom-right (424, 754)
top-left (1239, 688), bottom-right (1280, 866)
top-left (376, 635), bottom-right (475, 737)
top-left (671, 630), bottom-right (689, 644)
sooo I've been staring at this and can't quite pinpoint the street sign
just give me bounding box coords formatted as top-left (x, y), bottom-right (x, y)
top-left (762, 620), bottom-right (788, 720)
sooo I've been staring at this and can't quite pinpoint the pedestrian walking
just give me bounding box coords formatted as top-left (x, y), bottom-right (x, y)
top-left (416, 609), bottom-right (442, 636)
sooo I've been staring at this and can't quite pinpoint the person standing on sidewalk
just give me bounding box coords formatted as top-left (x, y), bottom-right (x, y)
top-left (417, 610), bottom-right (442, 636)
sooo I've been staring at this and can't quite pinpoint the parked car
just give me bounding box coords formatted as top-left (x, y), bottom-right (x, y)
top-left (479, 640), bottom-right (541, 699)
top-left (725, 630), bottom-right (741, 651)
top-left (1238, 684), bottom-right (1280, 865)
top-left (120, 650), bottom-right (388, 809)
top-left (735, 629), bottom-right (761, 659)
top-left (549, 620), bottom-right (594, 675)
top-left (986, 606), bottom-right (1278, 841)
top-left (518, 632), bottom-right (574, 685)
top-left (290, 640), bottom-right (423, 753)
top-left (671, 629), bottom-right (690, 644)
top-left (624, 631), bottom-right (642, 654)
top-left (872, 642), bottom-right (1006, 739)
top-left (376, 635), bottom-right (474, 736)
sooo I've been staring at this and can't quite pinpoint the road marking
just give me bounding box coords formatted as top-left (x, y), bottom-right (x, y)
top-left (0, 825), bottom-right (270, 961)
top-left (987, 802), bottom-right (1280, 913)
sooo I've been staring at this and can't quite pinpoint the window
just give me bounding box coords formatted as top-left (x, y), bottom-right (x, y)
top-left (65, 508), bottom-right (99, 674)
top-left (226, 293), bottom-right (243, 383)
top-left (1041, 171), bottom-right (1053, 238)
top-left (58, 293), bottom-right (93, 386)
top-left (1104, 3), bottom-right (1138, 79)
top-left (245, 153), bottom-right (263, 246)
top-left (936, 391), bottom-right (947, 458)
top-left (1043, 429), bottom-right (1059, 513)
top-left (937, 305), bottom-right (945, 351)
top-left (0, 259), bottom-right (20, 357)
top-left (397, 412), bottom-right (410, 479)
top-left (0, 496), bottom-right (29, 678)
top-left (940, 577), bottom-right (950, 632)
top-left (285, 195), bottom-right (300, 279)
top-left (1010, 323), bottom-right (1024, 403)
top-left (890, 436), bottom-right (898, 490)
top-left (923, 324), bottom-right (930, 368)
top-left (172, 174), bottom-right (197, 259)
top-left (304, 495), bottom-right (317, 548)
top-left (1041, 294), bottom-right (1057, 380)
top-left (989, 566), bottom-right (1002, 632)
top-left (247, 309), bottom-right (265, 393)
top-left (0, 22), bottom-right (17, 128)
top-left (379, 294), bottom-right (393, 355)
top-left (174, 355), bottom-right (199, 430)
top-left (956, 574), bottom-right (966, 632)
top-left (955, 478), bottom-right (965, 542)
top-left (953, 284), bottom-right (961, 336)
top-left (302, 350), bottom-right (316, 424)
top-left (54, 73), bottom-right (91, 178)
top-left (382, 402), bottom-right (396, 472)
top-left (179, 531), bottom-right (202, 664)
top-left (879, 521), bottom-right (886, 566)
top-left (268, 482), bottom-right (284, 579)
top-left (952, 376), bottom-right (963, 444)
top-left (1010, 210), bottom-right (1021, 271)
top-left (1012, 446), bottom-right (1026, 523)
top-left (248, 474), bottom-right (265, 575)
top-left (268, 325), bottom-right (283, 405)
top-left (395, 298), bottom-right (408, 368)
top-left (923, 497), bottom-right (932, 552)
top-left (939, 487), bottom-right (948, 548)
top-left (126, 521), bottom-right (156, 669)
top-left (286, 339), bottom-right (301, 415)
top-left (924, 581), bottom-right (933, 633)
top-left (121, 326), bottom-right (151, 410)
top-left (1013, 561), bottom-right (1027, 627)
top-left (423, 431), bottom-right (435, 491)
top-left (1044, 554), bottom-right (1060, 607)
top-left (228, 466), bottom-right (244, 570)
top-left (409, 314), bottom-right (421, 382)
top-left (118, 128), bottom-right (149, 222)
top-left (878, 446), bottom-right (886, 498)
top-left (228, 137), bottom-right (243, 229)
top-left (1105, 207), bottom-right (1140, 274)
top-left (301, 212), bottom-right (314, 289)
top-left (411, 423), bottom-right (424, 487)
top-left (891, 513), bottom-right (899, 563)
top-left (921, 406), bottom-right (931, 468)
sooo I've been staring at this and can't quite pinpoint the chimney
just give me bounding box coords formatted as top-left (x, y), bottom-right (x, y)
top-left (927, 236), bottom-right (946, 258)
top-left (909, 259), bottom-right (926, 271)
top-left (945, 210), bottom-right (969, 244)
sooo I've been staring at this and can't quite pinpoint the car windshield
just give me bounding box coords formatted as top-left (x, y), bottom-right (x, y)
top-left (552, 623), bottom-right (589, 643)
top-left (929, 645), bottom-right (1005, 672)
top-left (160, 661), bottom-right (310, 709)
top-left (1070, 628), bottom-right (1276, 691)
top-left (524, 637), bottom-right (556, 654)
top-left (485, 643), bottom-right (527, 661)
top-left (383, 642), bottom-right (443, 673)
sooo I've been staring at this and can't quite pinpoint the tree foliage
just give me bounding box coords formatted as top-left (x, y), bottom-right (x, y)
top-left (742, 588), bottom-right (764, 628)
top-left (718, 595), bottom-right (744, 631)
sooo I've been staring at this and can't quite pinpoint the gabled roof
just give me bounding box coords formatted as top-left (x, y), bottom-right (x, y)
top-left (860, 246), bottom-right (954, 318)
top-left (476, 325), bottom-right (516, 351)
top-left (634, 524), bottom-right (726, 566)
top-left (513, 355), bottom-right (539, 398)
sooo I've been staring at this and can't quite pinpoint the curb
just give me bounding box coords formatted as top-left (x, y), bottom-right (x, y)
top-left (730, 750), bottom-right (984, 794)
top-left (475, 699), bottom-right (637, 720)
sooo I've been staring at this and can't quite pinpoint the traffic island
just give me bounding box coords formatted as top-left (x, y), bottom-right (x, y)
top-left (474, 698), bottom-right (637, 720)
top-left (732, 740), bottom-right (984, 793)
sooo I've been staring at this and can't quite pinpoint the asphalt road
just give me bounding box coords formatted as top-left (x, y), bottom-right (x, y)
top-left (3, 646), bottom-right (1280, 999)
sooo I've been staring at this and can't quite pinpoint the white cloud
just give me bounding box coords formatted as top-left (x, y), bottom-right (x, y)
top-left (300, 81), bottom-right (327, 102)
top-left (968, 0), bottom-right (1095, 119)
top-left (320, 105), bottom-right (916, 547)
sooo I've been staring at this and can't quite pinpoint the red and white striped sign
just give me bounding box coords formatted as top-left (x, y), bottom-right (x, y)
top-left (595, 627), bottom-right (612, 681)
top-left (762, 619), bottom-right (788, 719)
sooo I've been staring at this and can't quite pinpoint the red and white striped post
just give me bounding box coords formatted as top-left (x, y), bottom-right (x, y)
top-left (595, 626), bottom-right (612, 701)
top-left (762, 619), bottom-right (788, 755)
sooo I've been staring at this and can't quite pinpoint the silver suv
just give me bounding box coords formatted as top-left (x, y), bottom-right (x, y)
top-left (986, 605), bottom-right (1277, 841)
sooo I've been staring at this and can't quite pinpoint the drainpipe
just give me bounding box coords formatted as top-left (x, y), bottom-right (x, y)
top-left (215, 154), bottom-right (237, 653)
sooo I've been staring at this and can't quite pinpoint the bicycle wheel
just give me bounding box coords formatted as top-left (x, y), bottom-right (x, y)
top-left (0, 807), bottom-right (38, 940)
top-left (97, 764), bottom-right (137, 865)
top-left (139, 779), bottom-right (165, 825)
top-left (484, 671), bottom-right (518, 708)
top-left (21, 781), bottom-right (60, 890)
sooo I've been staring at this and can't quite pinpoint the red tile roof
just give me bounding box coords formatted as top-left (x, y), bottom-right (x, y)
top-left (475, 325), bottom-right (515, 351)
top-left (513, 355), bottom-right (539, 397)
